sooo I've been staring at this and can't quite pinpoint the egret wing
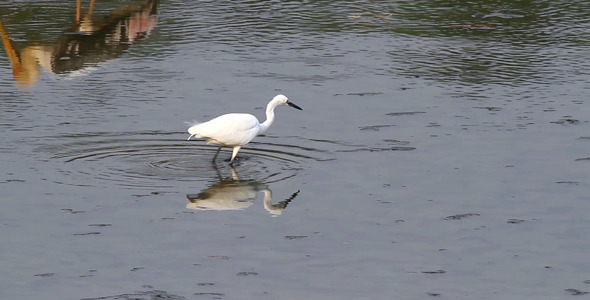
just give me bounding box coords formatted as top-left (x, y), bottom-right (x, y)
top-left (191, 113), bottom-right (260, 146)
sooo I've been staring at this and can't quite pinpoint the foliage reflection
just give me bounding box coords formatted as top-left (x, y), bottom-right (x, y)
top-left (0, 0), bottom-right (158, 88)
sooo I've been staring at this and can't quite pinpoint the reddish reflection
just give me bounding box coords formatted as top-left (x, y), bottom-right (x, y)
top-left (0, 0), bottom-right (158, 88)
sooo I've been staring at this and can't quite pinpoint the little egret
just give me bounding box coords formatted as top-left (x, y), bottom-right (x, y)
top-left (186, 94), bottom-right (302, 164)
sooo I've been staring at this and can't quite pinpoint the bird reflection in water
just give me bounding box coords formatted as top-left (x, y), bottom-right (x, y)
top-left (0, 0), bottom-right (158, 88)
top-left (187, 167), bottom-right (300, 216)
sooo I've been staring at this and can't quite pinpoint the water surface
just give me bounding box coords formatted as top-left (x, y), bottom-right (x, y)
top-left (1, 0), bottom-right (589, 299)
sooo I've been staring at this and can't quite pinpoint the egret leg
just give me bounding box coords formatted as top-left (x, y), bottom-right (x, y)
top-left (229, 146), bottom-right (241, 165)
top-left (211, 146), bottom-right (222, 164)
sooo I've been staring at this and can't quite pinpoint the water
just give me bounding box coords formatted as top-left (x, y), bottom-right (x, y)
top-left (1, 0), bottom-right (589, 299)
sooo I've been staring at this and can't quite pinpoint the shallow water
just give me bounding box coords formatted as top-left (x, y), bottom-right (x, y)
top-left (1, 0), bottom-right (590, 299)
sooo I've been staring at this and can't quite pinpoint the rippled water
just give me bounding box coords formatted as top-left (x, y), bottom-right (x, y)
top-left (1, 0), bottom-right (589, 299)
top-left (39, 131), bottom-right (318, 187)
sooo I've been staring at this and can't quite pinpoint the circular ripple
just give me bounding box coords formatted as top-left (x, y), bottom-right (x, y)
top-left (39, 131), bottom-right (323, 189)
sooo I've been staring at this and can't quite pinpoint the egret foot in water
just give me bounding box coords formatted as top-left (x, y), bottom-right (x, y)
top-left (225, 156), bottom-right (250, 165)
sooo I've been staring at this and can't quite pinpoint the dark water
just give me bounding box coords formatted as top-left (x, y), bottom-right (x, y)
top-left (1, 0), bottom-right (589, 299)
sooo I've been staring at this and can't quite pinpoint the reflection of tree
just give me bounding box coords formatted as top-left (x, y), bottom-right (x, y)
top-left (0, 0), bottom-right (158, 88)
top-left (187, 167), bottom-right (299, 216)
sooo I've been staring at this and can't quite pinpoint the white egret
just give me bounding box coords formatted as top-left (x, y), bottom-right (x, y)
top-left (186, 94), bottom-right (302, 164)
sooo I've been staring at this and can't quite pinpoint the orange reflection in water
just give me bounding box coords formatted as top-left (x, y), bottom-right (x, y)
top-left (0, 0), bottom-right (158, 88)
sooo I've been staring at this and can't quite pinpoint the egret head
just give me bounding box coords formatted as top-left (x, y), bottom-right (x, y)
top-left (273, 94), bottom-right (302, 110)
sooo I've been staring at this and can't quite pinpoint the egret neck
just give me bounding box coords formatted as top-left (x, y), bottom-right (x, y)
top-left (258, 98), bottom-right (279, 134)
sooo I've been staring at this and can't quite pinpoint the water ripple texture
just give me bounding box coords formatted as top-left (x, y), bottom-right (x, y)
top-left (157, 0), bottom-right (589, 88)
top-left (37, 131), bottom-right (323, 189)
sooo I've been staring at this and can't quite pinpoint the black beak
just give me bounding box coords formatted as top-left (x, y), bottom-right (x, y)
top-left (287, 101), bottom-right (302, 110)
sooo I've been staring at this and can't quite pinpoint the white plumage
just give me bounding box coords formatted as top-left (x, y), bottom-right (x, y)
top-left (187, 94), bottom-right (302, 164)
